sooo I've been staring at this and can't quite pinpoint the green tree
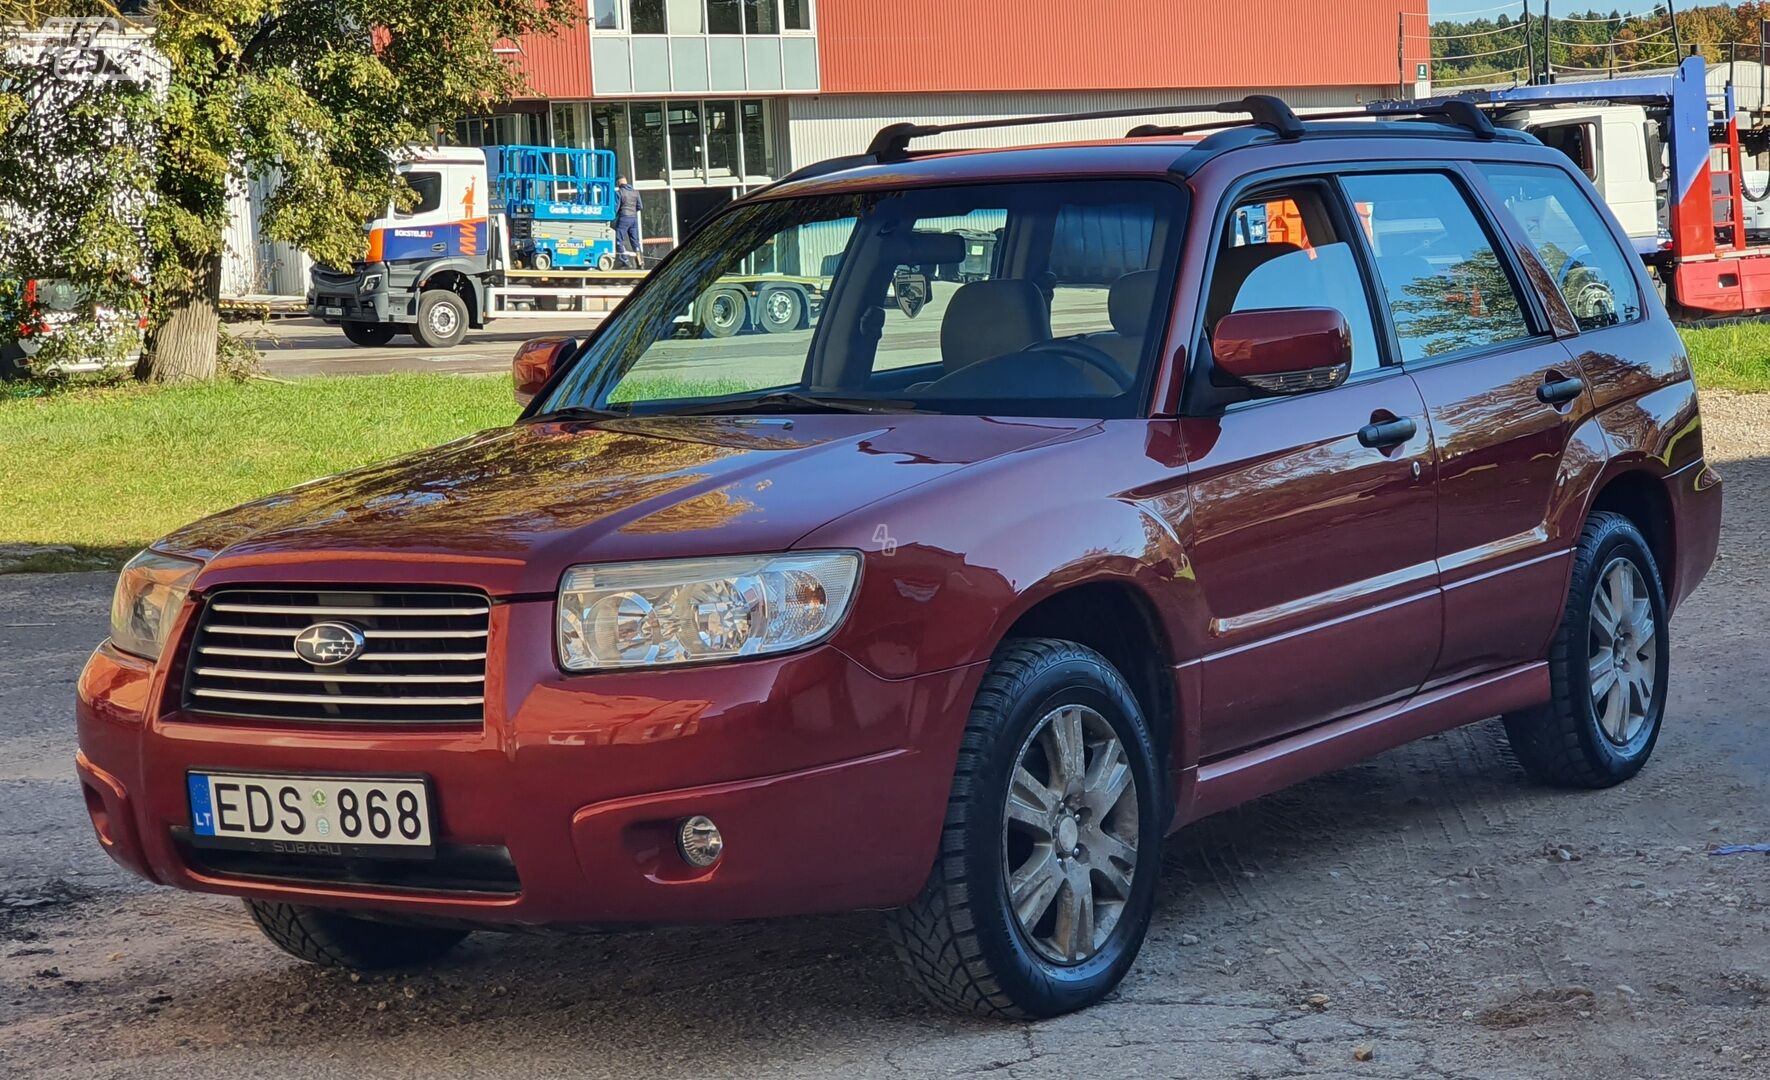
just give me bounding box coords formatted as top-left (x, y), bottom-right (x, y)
top-left (0, 0), bottom-right (570, 381)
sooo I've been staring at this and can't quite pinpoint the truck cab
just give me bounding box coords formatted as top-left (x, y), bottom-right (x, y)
top-left (1498, 105), bottom-right (1663, 251)
top-left (308, 146), bottom-right (494, 348)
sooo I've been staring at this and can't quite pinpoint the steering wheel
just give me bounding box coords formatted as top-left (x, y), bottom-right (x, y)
top-left (1016, 338), bottom-right (1137, 392)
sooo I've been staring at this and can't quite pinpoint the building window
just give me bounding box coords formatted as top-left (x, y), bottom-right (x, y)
top-left (591, 103), bottom-right (631, 179)
top-left (641, 191), bottom-right (674, 264)
top-left (668, 101), bottom-right (704, 179)
top-left (744, 0), bottom-right (778, 34)
top-left (630, 0), bottom-right (667, 32)
top-left (782, 0), bottom-right (811, 30)
top-left (706, 0), bottom-right (742, 34)
top-left (593, 0), bottom-right (622, 30)
top-left (741, 100), bottom-right (774, 178)
top-left (631, 101), bottom-right (668, 181)
top-left (667, 0), bottom-right (705, 33)
top-left (705, 100), bottom-right (740, 178)
top-left (550, 102), bottom-right (591, 149)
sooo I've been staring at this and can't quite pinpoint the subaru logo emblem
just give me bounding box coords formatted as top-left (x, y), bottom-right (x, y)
top-left (293, 621), bottom-right (366, 666)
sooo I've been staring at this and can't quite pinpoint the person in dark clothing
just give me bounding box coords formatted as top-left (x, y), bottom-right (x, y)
top-left (614, 177), bottom-right (643, 270)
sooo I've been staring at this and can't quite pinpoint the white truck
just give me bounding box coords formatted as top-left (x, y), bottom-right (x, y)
top-left (1496, 104), bottom-right (1665, 254)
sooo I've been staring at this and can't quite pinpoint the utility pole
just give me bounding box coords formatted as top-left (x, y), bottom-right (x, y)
top-left (1668, 0), bottom-right (1682, 61)
top-left (1398, 12), bottom-right (1406, 99)
top-left (1523, 1), bottom-right (1536, 84)
top-left (1543, 0), bottom-right (1553, 83)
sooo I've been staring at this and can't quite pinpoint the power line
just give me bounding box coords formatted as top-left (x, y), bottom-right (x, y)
top-left (1408, 23), bottom-right (1528, 42)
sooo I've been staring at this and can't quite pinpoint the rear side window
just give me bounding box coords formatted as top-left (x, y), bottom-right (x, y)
top-left (1478, 164), bottom-right (1644, 331)
top-left (1341, 172), bottom-right (1533, 363)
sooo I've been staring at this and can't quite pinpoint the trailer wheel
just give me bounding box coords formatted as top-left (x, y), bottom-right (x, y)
top-left (414, 290), bottom-right (468, 349)
top-left (758, 286), bottom-right (805, 333)
top-left (597, 253), bottom-right (616, 272)
top-left (699, 287), bottom-right (748, 338)
top-left (532, 251), bottom-right (553, 272)
top-left (341, 322), bottom-right (397, 348)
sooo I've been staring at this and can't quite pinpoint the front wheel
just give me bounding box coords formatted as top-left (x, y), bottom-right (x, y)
top-left (340, 322), bottom-right (397, 347)
top-left (532, 251), bottom-right (553, 272)
top-left (886, 638), bottom-right (1164, 1019)
top-left (1503, 511), bottom-right (1670, 788)
top-left (245, 900), bottom-right (467, 970)
top-left (698, 287), bottom-right (747, 338)
top-left (413, 290), bottom-right (468, 349)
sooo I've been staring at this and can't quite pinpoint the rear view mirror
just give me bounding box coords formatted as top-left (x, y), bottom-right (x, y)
top-left (512, 335), bottom-right (576, 406)
top-left (1211, 307), bottom-right (1352, 395)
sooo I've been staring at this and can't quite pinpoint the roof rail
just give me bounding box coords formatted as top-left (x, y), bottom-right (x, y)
top-left (863, 95), bottom-right (1306, 162)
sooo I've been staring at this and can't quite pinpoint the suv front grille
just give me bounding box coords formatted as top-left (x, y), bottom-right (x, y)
top-left (182, 588), bottom-right (491, 726)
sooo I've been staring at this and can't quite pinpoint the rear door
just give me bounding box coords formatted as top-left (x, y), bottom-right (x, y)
top-left (1340, 167), bottom-right (1600, 686)
top-left (1182, 178), bottom-right (1441, 758)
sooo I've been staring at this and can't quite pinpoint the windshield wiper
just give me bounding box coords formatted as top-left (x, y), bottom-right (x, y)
top-left (652, 391), bottom-right (922, 417)
top-left (524, 403), bottom-right (632, 423)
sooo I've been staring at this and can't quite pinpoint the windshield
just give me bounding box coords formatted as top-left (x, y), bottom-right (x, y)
top-left (534, 179), bottom-right (1185, 419)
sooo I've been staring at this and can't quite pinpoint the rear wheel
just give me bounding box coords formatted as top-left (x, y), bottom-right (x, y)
top-left (699, 287), bottom-right (747, 338)
top-left (886, 638), bottom-right (1163, 1019)
top-left (413, 290), bottom-right (468, 349)
top-left (532, 251), bottom-right (553, 272)
top-left (597, 252), bottom-right (616, 272)
top-left (340, 322), bottom-right (397, 348)
top-left (1503, 512), bottom-right (1669, 788)
top-left (758, 286), bottom-right (804, 333)
top-left (245, 900), bottom-right (467, 970)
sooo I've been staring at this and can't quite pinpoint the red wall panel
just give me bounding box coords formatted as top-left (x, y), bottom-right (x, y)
top-left (818, 1), bottom-right (1432, 94)
top-left (510, 11), bottom-right (592, 99)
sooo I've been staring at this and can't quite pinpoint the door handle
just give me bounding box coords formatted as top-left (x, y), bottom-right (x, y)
top-left (1537, 374), bottom-right (1585, 406)
top-left (1357, 416), bottom-right (1417, 449)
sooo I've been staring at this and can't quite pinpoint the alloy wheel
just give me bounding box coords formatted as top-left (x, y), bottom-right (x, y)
top-left (1001, 703), bottom-right (1140, 965)
top-left (1588, 556), bottom-right (1658, 744)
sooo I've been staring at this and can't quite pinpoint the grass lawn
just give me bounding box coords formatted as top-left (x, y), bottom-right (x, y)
top-left (1, 330), bottom-right (1765, 574)
top-left (1679, 322), bottom-right (1770, 392)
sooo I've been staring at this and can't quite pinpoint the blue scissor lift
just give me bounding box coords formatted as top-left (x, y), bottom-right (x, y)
top-left (487, 145), bottom-right (620, 272)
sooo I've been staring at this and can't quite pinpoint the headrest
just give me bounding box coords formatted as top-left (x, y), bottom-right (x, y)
top-left (886, 230), bottom-right (966, 266)
top-left (939, 279), bottom-right (1050, 373)
top-left (1108, 270), bottom-right (1161, 337)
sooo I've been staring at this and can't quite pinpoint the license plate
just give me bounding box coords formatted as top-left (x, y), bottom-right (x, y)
top-left (323, 306), bottom-right (343, 316)
top-left (188, 772), bottom-right (433, 857)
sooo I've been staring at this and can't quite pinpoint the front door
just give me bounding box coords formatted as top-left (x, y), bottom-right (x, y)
top-left (1183, 180), bottom-right (1442, 759)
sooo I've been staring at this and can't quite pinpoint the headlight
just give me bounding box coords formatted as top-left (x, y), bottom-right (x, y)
top-left (359, 274), bottom-right (382, 293)
top-left (558, 551), bottom-right (860, 671)
top-left (109, 550), bottom-right (202, 661)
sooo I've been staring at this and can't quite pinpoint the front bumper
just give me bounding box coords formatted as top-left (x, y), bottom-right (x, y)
top-left (75, 601), bottom-right (982, 926)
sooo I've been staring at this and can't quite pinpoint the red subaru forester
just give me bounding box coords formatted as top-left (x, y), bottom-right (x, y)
top-left (77, 99), bottom-right (1721, 1018)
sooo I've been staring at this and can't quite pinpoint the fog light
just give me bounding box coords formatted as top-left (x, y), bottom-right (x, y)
top-left (676, 815), bottom-right (724, 868)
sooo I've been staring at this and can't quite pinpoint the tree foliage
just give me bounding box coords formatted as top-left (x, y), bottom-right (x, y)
top-left (1428, 3), bottom-right (1770, 87)
top-left (0, 0), bottom-right (571, 379)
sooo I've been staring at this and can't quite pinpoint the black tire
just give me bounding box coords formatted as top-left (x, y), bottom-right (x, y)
top-left (1503, 511), bottom-right (1670, 788)
top-left (0, 341), bottom-right (27, 381)
top-left (698, 287), bottom-right (747, 338)
top-left (244, 899), bottom-right (467, 970)
top-left (886, 638), bottom-right (1164, 1019)
top-left (413, 290), bottom-right (468, 349)
top-left (757, 286), bottom-right (805, 333)
top-left (340, 322), bottom-right (397, 348)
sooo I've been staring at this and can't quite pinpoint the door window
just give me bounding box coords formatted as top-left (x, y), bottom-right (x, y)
top-left (1208, 185), bottom-right (1383, 374)
top-left (1341, 172), bottom-right (1534, 363)
top-left (1478, 164), bottom-right (1644, 331)
top-left (396, 172), bottom-right (442, 217)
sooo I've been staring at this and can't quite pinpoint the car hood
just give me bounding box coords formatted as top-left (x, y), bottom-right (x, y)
top-left (162, 413), bottom-right (1090, 596)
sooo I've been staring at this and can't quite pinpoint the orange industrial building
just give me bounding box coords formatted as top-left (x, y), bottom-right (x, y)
top-left (466, 1), bottom-right (1431, 258)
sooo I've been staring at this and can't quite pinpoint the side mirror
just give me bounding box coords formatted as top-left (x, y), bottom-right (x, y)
top-left (1211, 307), bottom-right (1352, 395)
top-left (512, 335), bottom-right (576, 406)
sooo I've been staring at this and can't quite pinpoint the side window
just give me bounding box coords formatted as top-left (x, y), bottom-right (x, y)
top-left (398, 171), bottom-right (442, 217)
top-left (1477, 163), bottom-right (1644, 331)
top-left (1340, 172), bottom-right (1533, 363)
top-left (1207, 186), bottom-right (1383, 374)
top-left (1532, 123), bottom-right (1597, 180)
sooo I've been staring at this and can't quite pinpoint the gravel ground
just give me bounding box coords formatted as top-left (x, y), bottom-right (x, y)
top-left (3, 392), bottom-right (1769, 1079)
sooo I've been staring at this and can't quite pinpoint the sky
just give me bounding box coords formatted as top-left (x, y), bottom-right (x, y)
top-left (1429, 0), bottom-right (1664, 17)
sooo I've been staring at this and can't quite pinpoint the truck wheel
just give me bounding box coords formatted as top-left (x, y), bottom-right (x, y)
top-left (758, 287), bottom-right (805, 333)
top-left (340, 322), bottom-right (397, 348)
top-left (886, 638), bottom-right (1164, 1019)
top-left (597, 253), bottom-right (616, 272)
top-left (0, 341), bottom-right (26, 381)
top-left (245, 900), bottom-right (466, 970)
top-left (699, 287), bottom-right (747, 338)
top-left (1503, 512), bottom-right (1669, 789)
top-left (532, 251), bottom-right (552, 272)
top-left (414, 290), bottom-right (468, 349)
